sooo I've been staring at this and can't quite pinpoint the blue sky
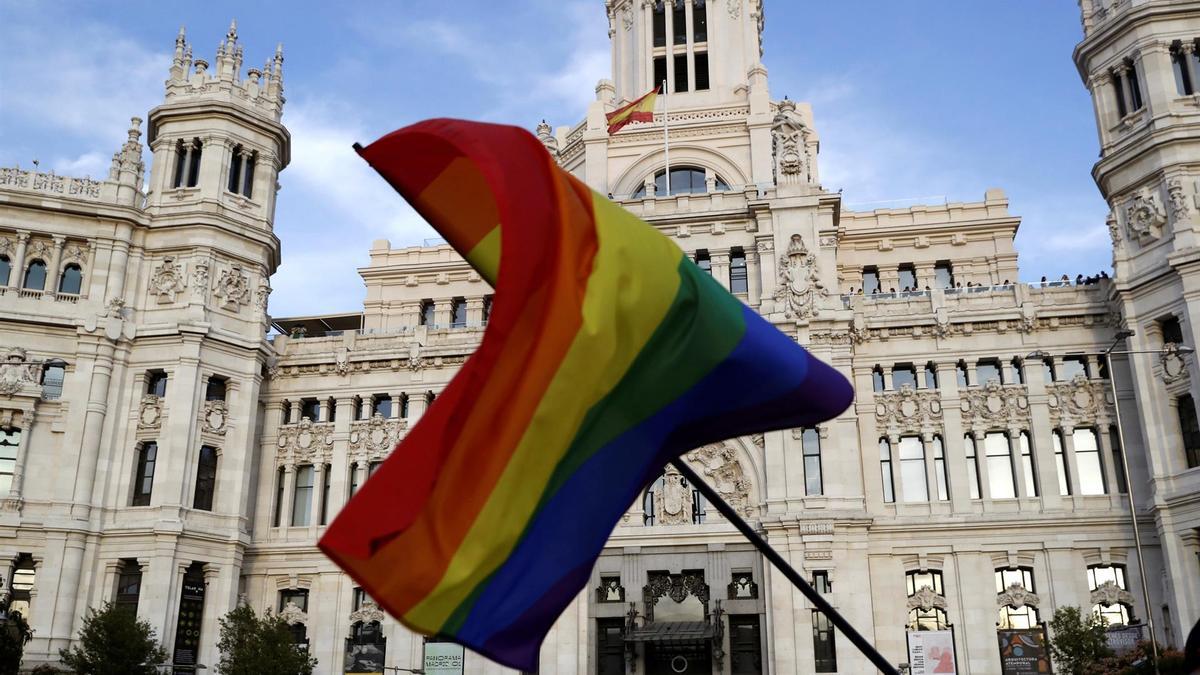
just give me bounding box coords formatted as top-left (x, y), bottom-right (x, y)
top-left (1, 1), bottom-right (1109, 316)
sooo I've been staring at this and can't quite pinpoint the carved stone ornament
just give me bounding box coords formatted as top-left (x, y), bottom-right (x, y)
top-left (596, 578), bottom-right (626, 603)
top-left (191, 260), bottom-right (210, 298)
top-left (773, 234), bottom-right (825, 320)
top-left (875, 384), bottom-right (943, 434)
top-left (201, 400), bottom-right (228, 435)
top-left (348, 413), bottom-right (407, 460)
top-left (1107, 210), bottom-right (1122, 248)
top-left (652, 464), bottom-right (693, 525)
top-left (728, 574), bottom-right (759, 600)
top-left (1167, 178), bottom-right (1190, 222)
top-left (685, 442), bottom-right (753, 517)
top-left (137, 395), bottom-right (163, 430)
top-left (150, 257), bottom-right (188, 304)
top-left (407, 341), bottom-right (424, 372)
top-left (771, 100), bottom-right (812, 185)
top-left (960, 381), bottom-right (1030, 426)
top-left (334, 349), bottom-right (351, 377)
top-left (277, 418), bottom-right (334, 463)
top-left (1090, 580), bottom-right (1135, 608)
top-left (907, 585), bottom-right (948, 612)
top-left (278, 601), bottom-right (308, 626)
top-left (213, 266), bottom-right (252, 310)
top-left (997, 582), bottom-right (1040, 609)
top-left (0, 348), bottom-right (39, 396)
top-left (255, 281), bottom-right (271, 311)
top-left (644, 571), bottom-right (709, 623)
top-left (726, 0), bottom-right (742, 19)
top-left (535, 120), bottom-right (559, 157)
top-left (349, 599), bottom-right (384, 625)
top-left (1125, 189), bottom-right (1167, 241)
top-left (1160, 342), bottom-right (1188, 384)
top-left (1047, 373), bottom-right (1113, 426)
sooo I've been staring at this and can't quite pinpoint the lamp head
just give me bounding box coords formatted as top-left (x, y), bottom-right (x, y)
top-left (1114, 329), bottom-right (1135, 340)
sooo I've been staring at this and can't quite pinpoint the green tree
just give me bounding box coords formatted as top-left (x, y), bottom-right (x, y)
top-left (0, 595), bottom-right (33, 674)
top-left (1049, 605), bottom-right (1112, 675)
top-left (216, 604), bottom-right (317, 675)
top-left (58, 602), bottom-right (167, 675)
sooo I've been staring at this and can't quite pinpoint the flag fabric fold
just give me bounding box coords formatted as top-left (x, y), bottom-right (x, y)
top-left (318, 118), bottom-right (853, 672)
top-left (605, 86), bottom-right (659, 134)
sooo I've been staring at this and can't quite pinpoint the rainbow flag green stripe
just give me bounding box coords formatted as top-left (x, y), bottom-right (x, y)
top-left (319, 119), bottom-right (853, 671)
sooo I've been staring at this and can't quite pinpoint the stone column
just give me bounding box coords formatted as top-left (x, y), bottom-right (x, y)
top-left (1061, 424), bottom-right (1083, 501)
top-left (1095, 423), bottom-right (1122, 502)
top-left (44, 235), bottom-right (65, 296)
top-left (937, 358), bottom-right (972, 512)
top-left (290, 400), bottom-right (301, 425)
top-left (922, 431), bottom-right (940, 502)
top-left (408, 393), bottom-right (429, 424)
top-left (48, 533), bottom-right (86, 652)
top-left (310, 463), bottom-right (326, 528)
top-left (1116, 64), bottom-right (1137, 116)
top-left (466, 297), bottom-right (485, 327)
top-left (710, 251), bottom-right (731, 291)
top-left (973, 428), bottom-right (993, 501)
top-left (279, 464), bottom-right (296, 528)
top-left (359, 397), bottom-right (371, 420)
top-left (8, 231), bottom-right (29, 288)
top-left (199, 564), bottom-right (223, 670)
top-left (1009, 426), bottom-right (1030, 500)
top-left (391, 393), bottom-right (404, 419)
top-left (746, 249), bottom-right (762, 306)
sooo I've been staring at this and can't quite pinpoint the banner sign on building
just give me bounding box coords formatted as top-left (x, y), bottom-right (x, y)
top-left (997, 628), bottom-right (1052, 675)
top-left (172, 563), bottom-right (207, 673)
top-left (424, 641), bottom-right (465, 675)
top-left (907, 630), bottom-right (957, 674)
top-left (1104, 624), bottom-right (1145, 656)
top-left (344, 620), bottom-right (386, 674)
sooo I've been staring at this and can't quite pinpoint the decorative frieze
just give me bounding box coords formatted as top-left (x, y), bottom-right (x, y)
top-left (0, 348), bottom-right (39, 396)
top-left (150, 257), bottom-right (188, 304)
top-left (276, 418), bottom-right (334, 464)
top-left (137, 395), bottom-right (164, 431)
top-left (1124, 187), bottom-right (1167, 242)
top-left (348, 600), bottom-right (384, 625)
top-left (0, 166), bottom-right (103, 200)
top-left (875, 384), bottom-right (943, 434)
top-left (685, 442), bottom-right (753, 518)
top-left (996, 582), bottom-right (1040, 609)
top-left (348, 413), bottom-right (407, 461)
top-left (213, 266), bottom-right (252, 310)
top-left (960, 381), bottom-right (1030, 427)
top-left (278, 601), bottom-right (308, 626)
top-left (200, 400), bottom-right (228, 436)
top-left (774, 234), bottom-right (825, 320)
top-left (1046, 374), bottom-right (1113, 426)
top-left (907, 585), bottom-right (947, 613)
top-left (1090, 580), bottom-right (1134, 608)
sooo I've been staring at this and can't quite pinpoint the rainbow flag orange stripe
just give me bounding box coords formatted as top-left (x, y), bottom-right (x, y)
top-left (605, 86), bottom-right (658, 134)
top-left (318, 119), bottom-right (853, 671)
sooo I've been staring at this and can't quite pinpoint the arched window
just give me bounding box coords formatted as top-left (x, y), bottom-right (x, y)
top-left (0, 427), bottom-right (20, 497)
top-left (205, 375), bottom-right (228, 402)
top-left (996, 567), bottom-right (1040, 629)
top-left (227, 144), bottom-right (256, 198)
top-left (1088, 564), bottom-right (1133, 626)
top-left (58, 263), bottom-right (82, 294)
top-left (173, 138), bottom-right (203, 188)
top-left (631, 165), bottom-right (729, 198)
top-left (642, 467), bottom-right (708, 525)
top-left (0, 255), bottom-right (11, 286)
top-left (22, 259), bottom-right (46, 290)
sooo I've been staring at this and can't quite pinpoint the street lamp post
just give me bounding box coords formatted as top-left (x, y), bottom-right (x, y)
top-left (1030, 330), bottom-right (1193, 675)
top-left (382, 668), bottom-right (425, 674)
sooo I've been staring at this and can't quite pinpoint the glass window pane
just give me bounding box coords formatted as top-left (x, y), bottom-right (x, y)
top-left (1061, 356), bottom-right (1088, 380)
top-left (880, 439), bottom-right (894, 504)
top-left (985, 432), bottom-right (1016, 499)
top-left (1054, 431), bottom-right (1071, 496)
top-left (862, 268), bottom-right (880, 294)
top-left (898, 265), bottom-right (916, 291)
top-left (965, 435), bottom-right (981, 499)
top-left (23, 260), bottom-right (46, 290)
top-left (692, 0), bottom-right (706, 41)
top-left (1020, 432), bottom-right (1038, 497)
top-left (976, 360), bottom-right (1002, 385)
top-left (58, 264), bottom-right (83, 294)
top-left (1073, 428), bottom-right (1106, 495)
top-left (899, 437), bottom-right (928, 502)
top-left (291, 465), bottom-right (314, 526)
top-left (934, 263), bottom-right (953, 289)
top-left (891, 365), bottom-right (917, 390)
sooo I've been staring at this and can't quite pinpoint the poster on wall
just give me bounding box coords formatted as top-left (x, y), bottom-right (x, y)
top-left (1105, 624), bottom-right (1145, 656)
top-left (997, 628), bottom-right (1052, 675)
top-left (344, 621), bottom-right (386, 674)
top-left (424, 641), bottom-right (465, 675)
top-left (171, 564), bottom-right (207, 674)
top-left (907, 630), bottom-right (957, 674)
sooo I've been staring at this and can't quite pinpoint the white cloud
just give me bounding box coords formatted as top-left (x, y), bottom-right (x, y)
top-left (51, 152), bottom-right (109, 180)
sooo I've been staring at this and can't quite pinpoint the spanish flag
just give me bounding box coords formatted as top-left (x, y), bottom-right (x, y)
top-left (605, 86), bottom-right (659, 134)
top-left (320, 119), bottom-right (853, 671)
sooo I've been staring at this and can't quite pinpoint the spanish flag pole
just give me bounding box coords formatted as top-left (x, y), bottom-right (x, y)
top-left (662, 79), bottom-right (670, 196)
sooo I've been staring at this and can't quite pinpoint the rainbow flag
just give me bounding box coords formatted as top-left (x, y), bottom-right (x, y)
top-left (318, 119), bottom-right (853, 671)
top-left (605, 86), bottom-right (659, 134)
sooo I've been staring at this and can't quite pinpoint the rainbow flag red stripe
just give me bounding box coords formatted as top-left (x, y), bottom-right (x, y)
top-left (318, 118), bottom-right (852, 671)
top-left (605, 86), bottom-right (658, 134)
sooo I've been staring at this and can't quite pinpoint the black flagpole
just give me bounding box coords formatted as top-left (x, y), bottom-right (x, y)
top-left (670, 459), bottom-right (901, 675)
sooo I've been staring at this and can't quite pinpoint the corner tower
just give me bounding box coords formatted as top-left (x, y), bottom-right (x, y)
top-left (1076, 0), bottom-right (1200, 645)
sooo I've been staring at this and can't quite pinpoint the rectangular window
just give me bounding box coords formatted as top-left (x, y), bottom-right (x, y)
top-left (924, 363), bottom-right (939, 389)
top-left (976, 359), bottom-right (1003, 386)
top-left (672, 0), bottom-right (687, 45)
top-left (1010, 358), bottom-right (1025, 385)
top-left (279, 588), bottom-right (309, 613)
top-left (451, 297), bottom-right (467, 328)
top-left (320, 463), bottom-right (332, 525)
top-left (273, 467), bottom-right (285, 527)
top-left (132, 441), bottom-right (158, 506)
top-left (891, 364), bottom-right (917, 390)
top-left (1179, 393), bottom-right (1200, 469)
top-left (872, 366), bottom-right (885, 393)
top-left (483, 294), bottom-right (493, 324)
top-left (42, 364), bottom-right (65, 400)
top-left (1019, 431), bottom-right (1038, 497)
top-left (652, 0), bottom-right (666, 47)
top-left (1110, 426), bottom-right (1127, 493)
top-left (1053, 430), bottom-right (1071, 496)
top-left (115, 560), bottom-right (142, 615)
top-left (1061, 355), bottom-right (1089, 380)
top-left (596, 618), bottom-right (625, 675)
top-left (325, 397), bottom-right (336, 423)
top-left (965, 435), bottom-right (981, 499)
top-left (1173, 48), bottom-right (1194, 95)
top-left (205, 376), bottom-right (227, 402)
top-left (812, 609), bottom-right (838, 672)
top-left (956, 361), bottom-right (970, 388)
top-left (1114, 70), bottom-right (1128, 117)
top-left (898, 263), bottom-right (917, 291)
top-left (812, 571), bottom-right (831, 594)
top-left (0, 428), bottom-right (19, 497)
top-left (880, 439), bottom-right (895, 504)
top-left (729, 614), bottom-right (762, 675)
top-left (801, 427), bottom-right (823, 496)
top-left (187, 141), bottom-right (202, 188)
top-left (729, 248), bottom-right (748, 293)
top-left (1161, 316), bottom-right (1185, 345)
top-left (419, 299), bottom-right (434, 326)
top-left (1074, 427), bottom-right (1107, 495)
top-left (291, 465), bottom-right (314, 526)
top-left (694, 52), bottom-right (709, 90)
top-left (300, 398), bottom-right (319, 422)
top-left (934, 261), bottom-right (954, 289)
top-left (1042, 357), bottom-right (1057, 383)
top-left (653, 56), bottom-right (667, 91)
top-left (692, 0), bottom-right (707, 41)
top-left (399, 393), bottom-right (409, 418)
top-left (193, 446), bottom-right (218, 511)
top-left (673, 53), bottom-right (689, 93)
top-left (862, 267), bottom-right (880, 294)
top-left (242, 153), bottom-right (255, 198)
top-left (899, 436), bottom-right (929, 503)
top-left (933, 435), bottom-right (949, 501)
top-left (985, 432), bottom-right (1016, 499)
top-left (1128, 62), bottom-right (1144, 110)
top-left (146, 370), bottom-right (168, 397)
top-left (695, 249), bottom-right (712, 275)
top-left (373, 394), bottom-right (392, 418)
top-left (349, 462), bottom-right (360, 498)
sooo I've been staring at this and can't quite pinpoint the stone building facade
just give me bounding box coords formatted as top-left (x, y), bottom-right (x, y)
top-left (1, 2), bottom-right (1198, 674)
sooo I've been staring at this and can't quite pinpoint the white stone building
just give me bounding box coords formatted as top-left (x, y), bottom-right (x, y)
top-left (1, 2), bottom-right (1198, 674)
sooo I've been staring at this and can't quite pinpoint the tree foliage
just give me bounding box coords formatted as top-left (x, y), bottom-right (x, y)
top-left (58, 602), bottom-right (167, 675)
top-left (1049, 605), bottom-right (1113, 675)
top-left (216, 604), bottom-right (317, 675)
top-left (0, 595), bottom-right (33, 674)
